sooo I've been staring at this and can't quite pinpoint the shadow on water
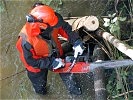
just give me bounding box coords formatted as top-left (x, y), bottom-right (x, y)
top-left (0, 0), bottom-right (107, 99)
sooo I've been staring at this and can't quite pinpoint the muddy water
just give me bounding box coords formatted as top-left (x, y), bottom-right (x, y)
top-left (0, 0), bottom-right (107, 99)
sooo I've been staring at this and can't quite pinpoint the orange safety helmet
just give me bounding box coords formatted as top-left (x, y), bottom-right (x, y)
top-left (26, 5), bottom-right (58, 29)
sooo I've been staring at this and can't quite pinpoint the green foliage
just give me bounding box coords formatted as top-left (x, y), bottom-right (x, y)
top-left (103, 13), bottom-right (126, 39)
top-left (39, 0), bottom-right (63, 13)
top-left (102, 0), bottom-right (133, 99)
top-left (39, 0), bottom-right (53, 5)
top-left (0, 1), bottom-right (5, 13)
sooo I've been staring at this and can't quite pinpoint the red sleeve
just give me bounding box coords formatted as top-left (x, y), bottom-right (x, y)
top-left (58, 27), bottom-right (69, 40)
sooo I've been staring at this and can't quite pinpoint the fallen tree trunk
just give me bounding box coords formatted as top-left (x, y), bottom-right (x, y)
top-left (100, 32), bottom-right (133, 60)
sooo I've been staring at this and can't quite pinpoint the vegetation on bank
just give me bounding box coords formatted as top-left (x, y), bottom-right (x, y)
top-left (100, 0), bottom-right (133, 99)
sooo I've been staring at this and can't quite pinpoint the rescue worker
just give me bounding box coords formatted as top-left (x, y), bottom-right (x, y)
top-left (16, 2), bottom-right (84, 95)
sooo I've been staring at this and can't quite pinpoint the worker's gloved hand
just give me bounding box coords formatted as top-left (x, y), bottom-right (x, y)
top-left (73, 39), bottom-right (84, 57)
top-left (52, 58), bottom-right (65, 70)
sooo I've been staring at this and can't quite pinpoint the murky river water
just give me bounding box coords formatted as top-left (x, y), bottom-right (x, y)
top-left (0, 0), bottom-right (107, 99)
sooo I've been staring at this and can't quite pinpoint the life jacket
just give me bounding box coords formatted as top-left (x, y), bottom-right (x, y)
top-left (16, 23), bottom-right (64, 73)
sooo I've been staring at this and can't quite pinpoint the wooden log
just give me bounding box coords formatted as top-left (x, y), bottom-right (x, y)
top-left (93, 67), bottom-right (107, 100)
top-left (84, 16), bottom-right (99, 31)
top-left (101, 32), bottom-right (133, 60)
top-left (72, 16), bottom-right (88, 31)
top-left (64, 16), bottom-right (99, 31)
top-left (93, 45), bottom-right (107, 100)
top-left (64, 17), bottom-right (79, 26)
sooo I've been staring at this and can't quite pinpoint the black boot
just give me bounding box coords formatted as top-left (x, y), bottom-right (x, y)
top-left (59, 73), bottom-right (82, 95)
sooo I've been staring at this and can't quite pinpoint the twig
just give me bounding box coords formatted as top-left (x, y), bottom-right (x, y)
top-left (0, 69), bottom-right (26, 81)
top-left (112, 90), bottom-right (133, 99)
top-left (64, 17), bottom-right (80, 20)
top-left (5, 44), bottom-right (10, 54)
top-left (83, 29), bottom-right (111, 59)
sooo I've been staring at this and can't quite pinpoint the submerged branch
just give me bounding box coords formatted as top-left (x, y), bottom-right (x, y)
top-left (0, 69), bottom-right (26, 81)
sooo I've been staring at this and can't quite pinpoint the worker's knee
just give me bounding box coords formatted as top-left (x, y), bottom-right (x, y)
top-left (27, 69), bottom-right (48, 95)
